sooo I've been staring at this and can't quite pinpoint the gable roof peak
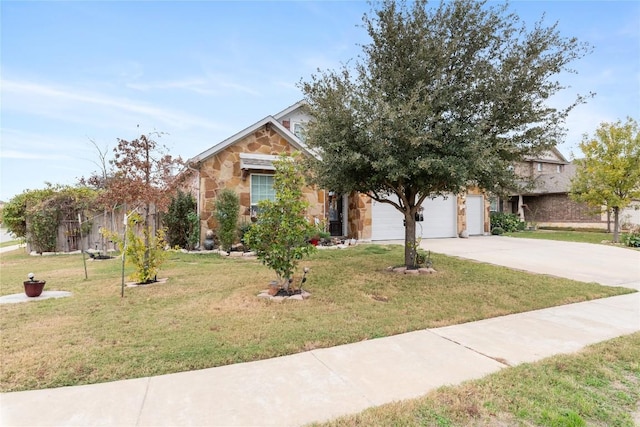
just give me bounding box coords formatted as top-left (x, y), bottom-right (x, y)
top-left (274, 100), bottom-right (307, 120)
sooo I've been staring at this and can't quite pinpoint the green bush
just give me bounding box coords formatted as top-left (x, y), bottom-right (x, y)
top-left (238, 222), bottom-right (253, 248)
top-left (164, 190), bottom-right (199, 250)
top-left (490, 212), bottom-right (522, 233)
top-left (621, 228), bottom-right (640, 247)
top-left (215, 189), bottom-right (240, 252)
top-left (491, 226), bottom-right (505, 235)
top-left (29, 209), bottom-right (58, 252)
top-left (2, 185), bottom-right (97, 253)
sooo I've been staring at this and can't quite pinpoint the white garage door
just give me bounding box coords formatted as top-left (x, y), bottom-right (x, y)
top-left (466, 195), bottom-right (485, 236)
top-left (371, 195), bottom-right (457, 240)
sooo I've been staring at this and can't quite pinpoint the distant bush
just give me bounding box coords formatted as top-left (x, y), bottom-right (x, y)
top-left (490, 212), bottom-right (522, 233)
top-left (491, 227), bottom-right (505, 235)
top-left (622, 227), bottom-right (640, 247)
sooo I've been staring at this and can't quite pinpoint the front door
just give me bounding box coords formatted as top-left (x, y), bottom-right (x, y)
top-left (329, 193), bottom-right (343, 236)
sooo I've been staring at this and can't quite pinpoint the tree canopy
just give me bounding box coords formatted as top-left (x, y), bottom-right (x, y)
top-left (301, 0), bottom-right (591, 266)
top-left (570, 118), bottom-right (640, 243)
top-left (108, 133), bottom-right (183, 213)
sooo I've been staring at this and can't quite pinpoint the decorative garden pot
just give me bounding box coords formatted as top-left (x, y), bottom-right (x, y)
top-left (203, 230), bottom-right (215, 250)
top-left (23, 280), bottom-right (46, 297)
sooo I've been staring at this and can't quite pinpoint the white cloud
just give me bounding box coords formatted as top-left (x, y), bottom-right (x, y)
top-left (127, 77), bottom-right (219, 95)
top-left (203, 72), bottom-right (261, 96)
top-left (0, 128), bottom-right (86, 155)
top-left (0, 149), bottom-right (71, 160)
top-left (1, 78), bottom-right (224, 131)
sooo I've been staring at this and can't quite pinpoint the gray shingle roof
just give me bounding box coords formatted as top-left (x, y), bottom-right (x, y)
top-left (527, 163), bottom-right (577, 195)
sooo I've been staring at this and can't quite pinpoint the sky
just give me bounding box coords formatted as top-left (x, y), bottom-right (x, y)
top-left (1, 1), bottom-right (639, 202)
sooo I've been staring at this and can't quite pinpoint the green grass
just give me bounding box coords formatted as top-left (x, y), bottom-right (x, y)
top-left (313, 333), bottom-right (640, 427)
top-left (0, 239), bottom-right (21, 248)
top-left (505, 230), bottom-right (613, 245)
top-left (0, 245), bottom-right (633, 392)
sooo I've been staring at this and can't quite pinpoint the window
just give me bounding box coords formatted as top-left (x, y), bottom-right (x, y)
top-left (556, 164), bottom-right (563, 173)
top-left (489, 197), bottom-right (500, 212)
top-left (293, 123), bottom-right (306, 142)
top-left (536, 163), bottom-right (543, 172)
top-left (250, 174), bottom-right (275, 215)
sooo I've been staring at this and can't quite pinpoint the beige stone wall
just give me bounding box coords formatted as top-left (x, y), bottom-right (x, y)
top-left (198, 126), bottom-right (324, 239)
top-left (347, 192), bottom-right (372, 240)
top-left (457, 187), bottom-right (491, 235)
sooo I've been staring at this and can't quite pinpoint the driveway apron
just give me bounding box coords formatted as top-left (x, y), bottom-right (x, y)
top-left (421, 236), bottom-right (640, 290)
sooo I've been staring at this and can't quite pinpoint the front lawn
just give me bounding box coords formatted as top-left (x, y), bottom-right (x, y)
top-left (505, 229), bottom-right (613, 244)
top-left (0, 245), bottom-right (632, 392)
top-left (0, 239), bottom-right (21, 248)
top-left (313, 332), bottom-right (640, 427)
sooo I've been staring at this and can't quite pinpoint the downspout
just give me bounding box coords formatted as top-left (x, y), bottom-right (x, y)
top-left (323, 189), bottom-right (327, 232)
top-left (186, 161), bottom-right (202, 245)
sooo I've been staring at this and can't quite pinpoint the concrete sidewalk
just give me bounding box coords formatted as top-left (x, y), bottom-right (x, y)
top-left (2, 237), bottom-right (639, 426)
top-left (0, 244), bottom-right (23, 254)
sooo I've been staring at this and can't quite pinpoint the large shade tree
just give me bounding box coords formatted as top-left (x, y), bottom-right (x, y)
top-left (301, 0), bottom-right (590, 267)
top-left (570, 118), bottom-right (640, 243)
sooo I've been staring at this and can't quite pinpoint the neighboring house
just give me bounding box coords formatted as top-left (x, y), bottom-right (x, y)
top-left (497, 148), bottom-right (610, 229)
top-left (184, 101), bottom-right (490, 243)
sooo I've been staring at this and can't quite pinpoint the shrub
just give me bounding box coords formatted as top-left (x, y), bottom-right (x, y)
top-left (29, 209), bottom-right (58, 252)
top-left (215, 189), bottom-right (240, 252)
top-left (2, 185), bottom-right (97, 253)
top-left (186, 212), bottom-right (200, 250)
top-left (238, 222), bottom-right (253, 248)
top-left (164, 190), bottom-right (199, 250)
top-left (621, 227), bottom-right (640, 247)
top-left (490, 212), bottom-right (522, 233)
top-left (491, 226), bottom-right (505, 235)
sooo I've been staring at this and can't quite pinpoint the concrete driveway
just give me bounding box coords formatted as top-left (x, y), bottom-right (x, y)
top-left (421, 236), bottom-right (640, 291)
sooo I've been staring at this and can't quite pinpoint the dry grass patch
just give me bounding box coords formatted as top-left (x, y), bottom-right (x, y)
top-left (313, 333), bottom-right (640, 427)
top-left (0, 245), bottom-right (633, 392)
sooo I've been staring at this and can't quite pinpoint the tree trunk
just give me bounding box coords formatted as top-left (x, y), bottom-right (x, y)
top-left (102, 208), bottom-right (108, 253)
top-left (613, 207), bottom-right (620, 243)
top-left (144, 203), bottom-right (151, 273)
top-left (606, 208), bottom-right (611, 233)
top-left (404, 212), bottom-right (417, 268)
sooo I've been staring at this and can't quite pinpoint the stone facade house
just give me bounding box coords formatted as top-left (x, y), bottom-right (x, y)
top-left (184, 102), bottom-right (490, 244)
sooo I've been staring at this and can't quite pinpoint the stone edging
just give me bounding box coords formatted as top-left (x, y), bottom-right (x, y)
top-left (257, 289), bottom-right (311, 301)
top-left (387, 266), bottom-right (437, 275)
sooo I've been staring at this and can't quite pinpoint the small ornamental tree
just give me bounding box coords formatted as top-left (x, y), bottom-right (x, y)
top-left (104, 211), bottom-right (167, 284)
top-left (214, 189), bottom-right (240, 252)
top-left (243, 154), bottom-right (317, 290)
top-left (570, 118), bottom-right (640, 243)
top-left (107, 133), bottom-right (182, 275)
